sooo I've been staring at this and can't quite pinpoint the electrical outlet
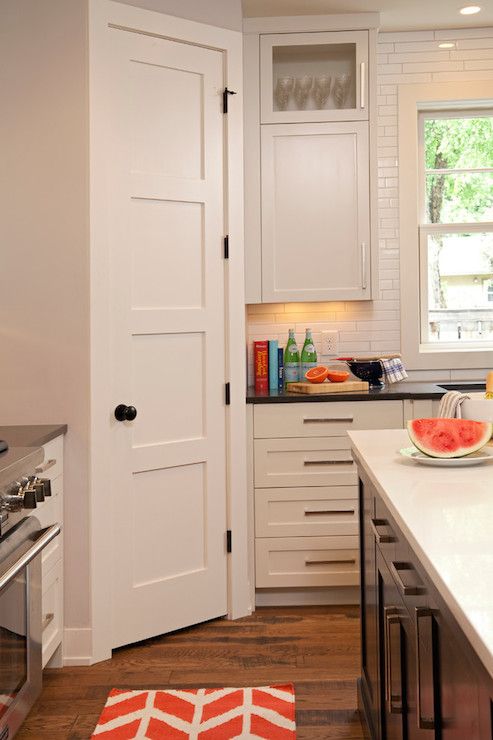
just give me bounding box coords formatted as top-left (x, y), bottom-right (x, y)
top-left (321, 330), bottom-right (339, 356)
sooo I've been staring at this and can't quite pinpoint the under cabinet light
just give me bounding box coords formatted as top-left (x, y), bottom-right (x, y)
top-left (438, 42), bottom-right (456, 48)
top-left (459, 5), bottom-right (481, 14)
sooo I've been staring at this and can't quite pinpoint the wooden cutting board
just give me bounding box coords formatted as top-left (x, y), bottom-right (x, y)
top-left (287, 380), bottom-right (369, 394)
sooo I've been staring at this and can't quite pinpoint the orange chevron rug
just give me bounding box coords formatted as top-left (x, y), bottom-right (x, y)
top-left (91, 684), bottom-right (296, 739)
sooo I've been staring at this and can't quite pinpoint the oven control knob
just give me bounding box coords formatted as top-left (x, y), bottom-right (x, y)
top-left (40, 478), bottom-right (52, 497)
top-left (1, 494), bottom-right (23, 512)
top-left (33, 482), bottom-right (45, 502)
top-left (23, 490), bottom-right (37, 509)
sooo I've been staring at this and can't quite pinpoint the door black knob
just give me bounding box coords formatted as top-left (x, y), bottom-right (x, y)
top-left (114, 404), bottom-right (138, 422)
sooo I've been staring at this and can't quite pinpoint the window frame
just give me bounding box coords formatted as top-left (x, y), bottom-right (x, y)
top-left (398, 80), bottom-right (493, 370)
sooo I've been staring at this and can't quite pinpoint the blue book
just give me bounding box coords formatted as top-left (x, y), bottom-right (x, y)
top-left (278, 347), bottom-right (284, 391)
top-left (268, 340), bottom-right (278, 391)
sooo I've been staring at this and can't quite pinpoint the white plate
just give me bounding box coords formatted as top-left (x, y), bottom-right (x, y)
top-left (399, 446), bottom-right (493, 467)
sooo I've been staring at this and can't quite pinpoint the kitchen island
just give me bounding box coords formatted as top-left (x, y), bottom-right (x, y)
top-left (351, 428), bottom-right (493, 739)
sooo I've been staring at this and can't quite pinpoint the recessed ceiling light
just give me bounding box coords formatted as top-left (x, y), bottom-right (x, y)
top-left (460, 5), bottom-right (481, 14)
top-left (438, 42), bottom-right (456, 48)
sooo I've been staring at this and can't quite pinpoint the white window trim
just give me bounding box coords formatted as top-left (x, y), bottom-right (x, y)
top-left (399, 80), bottom-right (493, 370)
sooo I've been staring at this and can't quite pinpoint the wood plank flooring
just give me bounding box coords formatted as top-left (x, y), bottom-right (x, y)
top-left (17, 606), bottom-right (364, 739)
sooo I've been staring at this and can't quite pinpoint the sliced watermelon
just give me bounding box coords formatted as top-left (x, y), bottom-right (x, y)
top-left (408, 418), bottom-right (493, 458)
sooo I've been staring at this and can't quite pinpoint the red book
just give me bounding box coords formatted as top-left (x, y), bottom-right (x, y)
top-left (254, 341), bottom-right (269, 393)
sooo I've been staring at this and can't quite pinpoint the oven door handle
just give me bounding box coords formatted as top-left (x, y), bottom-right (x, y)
top-left (0, 524), bottom-right (61, 593)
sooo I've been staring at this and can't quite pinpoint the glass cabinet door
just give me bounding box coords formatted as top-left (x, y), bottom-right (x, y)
top-left (260, 31), bottom-right (369, 124)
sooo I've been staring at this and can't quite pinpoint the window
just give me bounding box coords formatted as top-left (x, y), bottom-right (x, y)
top-left (418, 111), bottom-right (493, 348)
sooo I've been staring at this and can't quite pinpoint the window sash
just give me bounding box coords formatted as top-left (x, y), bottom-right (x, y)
top-left (418, 109), bottom-right (493, 224)
top-left (419, 224), bottom-right (493, 346)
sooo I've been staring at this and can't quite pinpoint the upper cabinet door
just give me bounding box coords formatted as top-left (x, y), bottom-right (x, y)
top-left (260, 31), bottom-right (369, 124)
top-left (261, 121), bottom-right (371, 303)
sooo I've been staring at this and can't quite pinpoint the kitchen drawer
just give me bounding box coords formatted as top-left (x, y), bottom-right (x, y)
top-left (37, 435), bottom-right (64, 482)
top-left (255, 487), bottom-right (358, 537)
top-left (255, 536), bottom-right (359, 588)
top-left (254, 437), bottom-right (357, 488)
top-left (42, 560), bottom-right (63, 668)
top-left (254, 401), bottom-right (403, 439)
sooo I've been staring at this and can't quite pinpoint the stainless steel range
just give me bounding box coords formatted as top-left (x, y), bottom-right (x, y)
top-left (0, 445), bottom-right (60, 739)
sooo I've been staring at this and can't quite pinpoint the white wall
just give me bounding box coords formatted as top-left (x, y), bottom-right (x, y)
top-left (116, 0), bottom-right (242, 30)
top-left (246, 25), bottom-right (493, 384)
top-left (0, 0), bottom-right (91, 630)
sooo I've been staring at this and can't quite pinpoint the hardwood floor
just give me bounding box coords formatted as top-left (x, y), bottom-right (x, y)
top-left (17, 606), bottom-right (364, 739)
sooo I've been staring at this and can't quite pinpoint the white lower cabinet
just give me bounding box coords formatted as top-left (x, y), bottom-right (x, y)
top-left (36, 434), bottom-right (64, 668)
top-left (251, 401), bottom-right (404, 601)
top-left (41, 560), bottom-right (63, 668)
top-left (256, 536), bottom-right (359, 588)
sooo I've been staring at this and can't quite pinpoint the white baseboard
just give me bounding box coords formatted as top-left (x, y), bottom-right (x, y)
top-left (63, 627), bottom-right (93, 666)
top-left (255, 587), bottom-right (360, 607)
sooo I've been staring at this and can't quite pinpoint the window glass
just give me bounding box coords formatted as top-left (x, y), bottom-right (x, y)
top-left (420, 112), bottom-right (493, 347)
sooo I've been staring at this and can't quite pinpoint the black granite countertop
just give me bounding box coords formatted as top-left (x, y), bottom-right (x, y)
top-left (0, 425), bottom-right (67, 448)
top-left (246, 381), bottom-right (448, 403)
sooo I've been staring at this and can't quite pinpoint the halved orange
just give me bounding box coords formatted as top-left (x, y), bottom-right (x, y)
top-left (326, 370), bottom-right (350, 383)
top-left (305, 366), bottom-right (329, 384)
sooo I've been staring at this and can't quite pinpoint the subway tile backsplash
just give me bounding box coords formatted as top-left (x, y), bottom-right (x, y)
top-left (246, 25), bottom-right (493, 387)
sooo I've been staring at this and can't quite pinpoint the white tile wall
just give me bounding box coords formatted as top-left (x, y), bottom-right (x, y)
top-left (246, 26), bottom-right (493, 386)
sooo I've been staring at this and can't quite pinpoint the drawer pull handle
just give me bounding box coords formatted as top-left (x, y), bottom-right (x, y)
top-left (303, 459), bottom-right (353, 466)
top-left (360, 61), bottom-right (366, 109)
top-left (304, 508), bottom-right (355, 516)
top-left (35, 458), bottom-right (56, 474)
top-left (42, 613), bottom-right (55, 631)
top-left (361, 242), bottom-right (367, 290)
top-left (390, 561), bottom-right (424, 596)
top-left (384, 607), bottom-right (403, 714)
top-left (305, 558), bottom-right (356, 566)
top-left (416, 607), bottom-right (437, 730)
top-left (370, 518), bottom-right (396, 544)
top-left (303, 417), bottom-right (353, 424)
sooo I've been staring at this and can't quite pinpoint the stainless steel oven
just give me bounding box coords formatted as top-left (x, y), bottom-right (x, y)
top-left (0, 454), bottom-right (60, 740)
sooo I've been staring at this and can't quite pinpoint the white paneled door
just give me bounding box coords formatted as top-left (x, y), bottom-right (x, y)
top-left (108, 28), bottom-right (228, 649)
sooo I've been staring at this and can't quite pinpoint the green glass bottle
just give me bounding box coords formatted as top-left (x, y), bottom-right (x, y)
top-left (284, 329), bottom-right (300, 384)
top-left (301, 328), bottom-right (317, 380)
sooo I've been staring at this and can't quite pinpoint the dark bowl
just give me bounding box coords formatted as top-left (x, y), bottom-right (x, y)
top-left (347, 361), bottom-right (384, 388)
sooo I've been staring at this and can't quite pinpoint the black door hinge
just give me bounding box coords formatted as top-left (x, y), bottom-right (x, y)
top-left (225, 382), bottom-right (231, 405)
top-left (223, 87), bottom-right (237, 114)
top-left (226, 529), bottom-right (232, 553)
top-left (224, 235), bottom-right (229, 259)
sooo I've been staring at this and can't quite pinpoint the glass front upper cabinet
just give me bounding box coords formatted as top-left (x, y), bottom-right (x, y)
top-left (260, 31), bottom-right (369, 124)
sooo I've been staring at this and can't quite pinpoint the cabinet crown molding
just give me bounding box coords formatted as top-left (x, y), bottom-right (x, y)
top-left (243, 13), bottom-right (381, 35)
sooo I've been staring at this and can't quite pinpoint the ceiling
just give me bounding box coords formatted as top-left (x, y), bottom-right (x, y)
top-left (242, 0), bottom-right (493, 31)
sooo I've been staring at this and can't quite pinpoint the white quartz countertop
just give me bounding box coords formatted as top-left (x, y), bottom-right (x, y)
top-left (349, 428), bottom-right (493, 679)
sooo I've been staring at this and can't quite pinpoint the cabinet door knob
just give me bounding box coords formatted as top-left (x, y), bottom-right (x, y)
top-left (114, 404), bottom-right (138, 422)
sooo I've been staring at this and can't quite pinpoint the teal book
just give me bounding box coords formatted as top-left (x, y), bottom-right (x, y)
top-left (268, 340), bottom-right (278, 391)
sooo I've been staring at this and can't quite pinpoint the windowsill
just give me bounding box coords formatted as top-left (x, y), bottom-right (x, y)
top-left (420, 343), bottom-right (493, 353)
top-left (403, 343), bottom-right (493, 371)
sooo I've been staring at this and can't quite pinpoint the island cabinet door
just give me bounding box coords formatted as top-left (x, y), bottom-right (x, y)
top-left (376, 548), bottom-right (407, 740)
top-left (359, 478), bottom-right (381, 739)
top-left (433, 610), bottom-right (481, 740)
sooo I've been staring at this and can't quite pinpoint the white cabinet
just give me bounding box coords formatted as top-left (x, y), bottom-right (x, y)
top-left (250, 400), bottom-right (403, 599)
top-left (261, 121), bottom-right (370, 302)
top-left (34, 434), bottom-right (64, 668)
top-left (260, 30), bottom-right (369, 124)
top-left (244, 15), bottom-right (378, 304)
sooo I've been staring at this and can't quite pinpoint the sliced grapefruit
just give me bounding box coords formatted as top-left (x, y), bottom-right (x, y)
top-left (326, 370), bottom-right (350, 383)
top-left (305, 366), bottom-right (329, 384)
top-left (407, 418), bottom-right (492, 458)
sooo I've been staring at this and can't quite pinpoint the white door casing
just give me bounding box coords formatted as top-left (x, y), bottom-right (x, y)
top-left (108, 27), bottom-right (228, 649)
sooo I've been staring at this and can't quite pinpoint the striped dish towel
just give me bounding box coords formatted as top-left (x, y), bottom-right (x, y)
top-left (438, 391), bottom-right (470, 418)
top-left (380, 357), bottom-right (408, 384)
